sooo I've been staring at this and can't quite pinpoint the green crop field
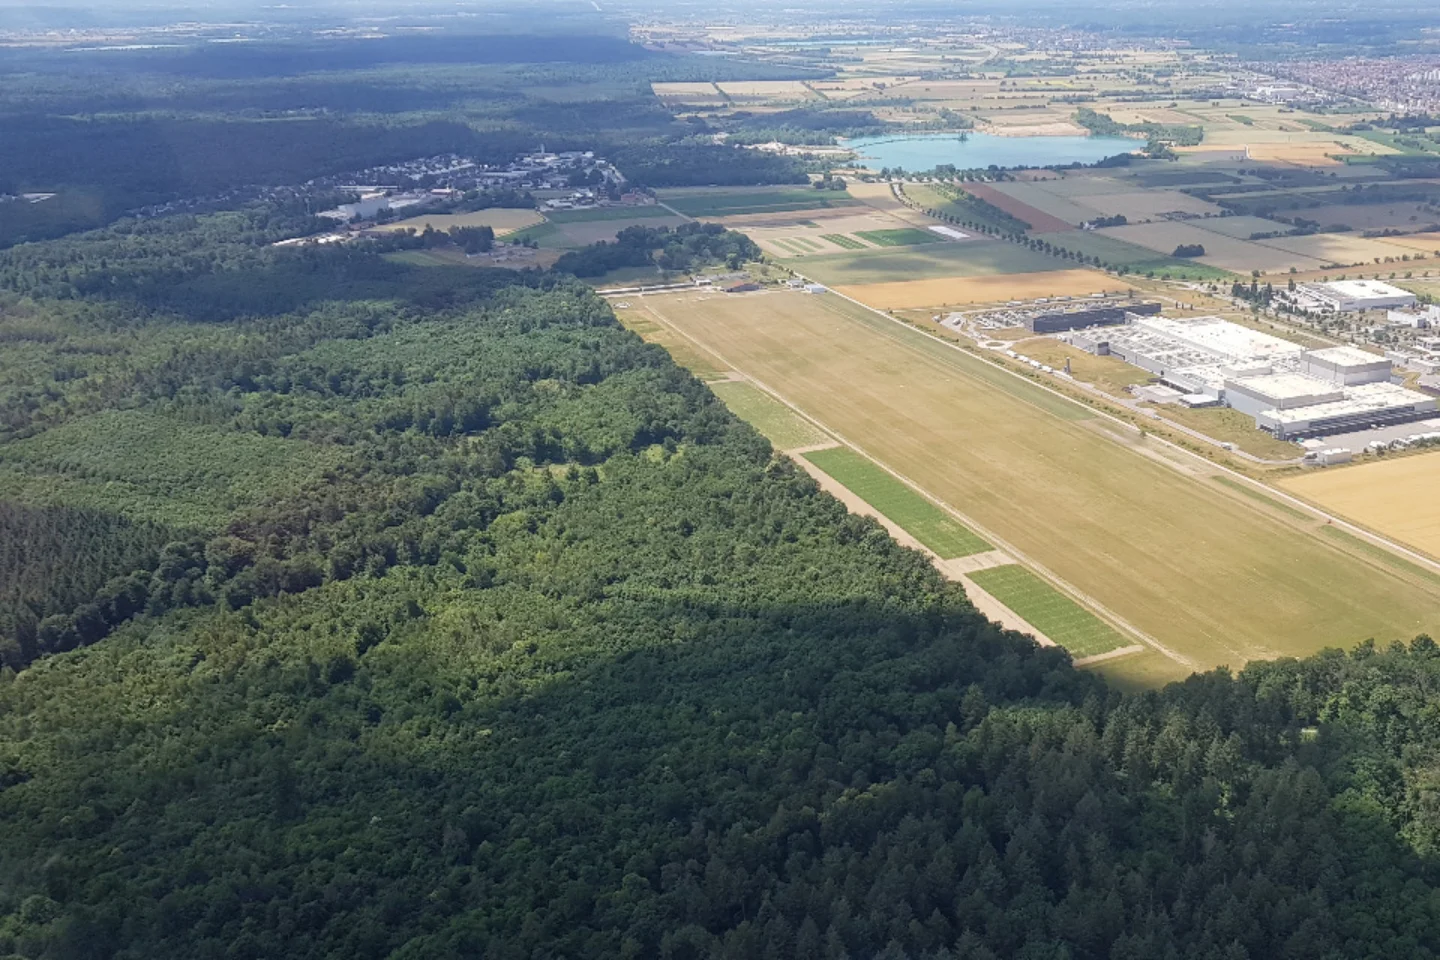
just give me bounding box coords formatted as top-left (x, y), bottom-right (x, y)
top-left (855, 228), bottom-right (944, 247)
top-left (804, 446), bottom-right (990, 559)
top-left (543, 206), bottom-right (678, 223)
top-left (821, 233), bottom-right (867, 250)
top-left (969, 564), bottom-right (1128, 658)
top-left (663, 189), bottom-right (859, 218)
top-left (710, 381), bottom-right (832, 450)
top-left (636, 288), bottom-right (1440, 675)
top-left (793, 241), bottom-right (1067, 286)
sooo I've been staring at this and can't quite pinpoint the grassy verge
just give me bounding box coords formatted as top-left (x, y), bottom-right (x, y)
top-left (968, 564), bottom-right (1128, 657)
top-left (710, 381), bottom-right (832, 450)
top-left (803, 446), bottom-right (990, 558)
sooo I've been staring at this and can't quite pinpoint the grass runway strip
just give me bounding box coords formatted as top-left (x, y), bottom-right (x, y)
top-left (969, 565), bottom-right (1128, 658)
top-left (710, 381), bottom-right (832, 450)
top-left (632, 289), bottom-right (1440, 673)
top-left (804, 447), bottom-right (990, 559)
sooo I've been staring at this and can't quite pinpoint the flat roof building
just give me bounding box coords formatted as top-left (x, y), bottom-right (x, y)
top-left (1302, 345), bottom-right (1392, 386)
top-left (1256, 382), bottom-right (1437, 439)
top-left (1297, 280), bottom-right (1418, 313)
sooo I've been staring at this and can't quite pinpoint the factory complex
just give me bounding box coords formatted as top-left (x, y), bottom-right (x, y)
top-left (1289, 279), bottom-right (1418, 313)
top-left (1069, 314), bottom-right (1437, 440)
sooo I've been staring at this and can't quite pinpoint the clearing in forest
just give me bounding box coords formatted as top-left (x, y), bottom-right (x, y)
top-left (632, 288), bottom-right (1440, 672)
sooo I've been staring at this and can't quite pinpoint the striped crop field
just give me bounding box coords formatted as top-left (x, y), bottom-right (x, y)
top-left (854, 228), bottom-right (944, 247)
top-left (968, 564), bottom-right (1128, 657)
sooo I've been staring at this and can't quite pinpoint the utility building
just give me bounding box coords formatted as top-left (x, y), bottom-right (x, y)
top-left (1301, 345), bottom-right (1393, 386)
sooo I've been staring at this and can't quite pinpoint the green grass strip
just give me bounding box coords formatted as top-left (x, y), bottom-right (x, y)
top-left (821, 233), bottom-right (867, 250)
top-left (710, 381), bottom-right (832, 450)
top-left (1212, 476), bottom-right (1315, 523)
top-left (1319, 525), bottom-right (1440, 588)
top-left (968, 565), bottom-right (1128, 657)
top-left (804, 447), bottom-right (989, 558)
top-left (854, 228), bottom-right (943, 247)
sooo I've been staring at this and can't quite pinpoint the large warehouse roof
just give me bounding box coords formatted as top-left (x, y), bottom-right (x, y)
top-left (1305, 345), bottom-right (1389, 368)
top-left (1320, 280), bottom-right (1412, 300)
top-left (1133, 315), bottom-right (1302, 362)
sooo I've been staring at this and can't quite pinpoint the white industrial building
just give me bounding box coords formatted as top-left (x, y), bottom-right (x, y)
top-left (1301, 345), bottom-right (1394, 386)
top-left (1069, 314), bottom-right (1437, 439)
top-left (1388, 305), bottom-right (1440, 328)
top-left (1294, 279), bottom-right (1418, 313)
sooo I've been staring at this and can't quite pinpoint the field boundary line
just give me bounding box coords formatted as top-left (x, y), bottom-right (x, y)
top-left (796, 279), bottom-right (1440, 580)
top-left (637, 292), bottom-right (1186, 667)
top-left (1073, 645), bottom-right (1146, 667)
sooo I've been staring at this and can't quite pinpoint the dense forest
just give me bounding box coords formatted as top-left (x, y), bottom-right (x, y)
top-left (4, 20), bottom-right (1440, 960)
top-left (1, 188), bottom-right (1440, 958)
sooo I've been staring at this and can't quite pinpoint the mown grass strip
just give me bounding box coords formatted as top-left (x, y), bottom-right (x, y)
top-left (1319, 525), bottom-right (1440, 588)
top-left (710, 381), bottom-right (832, 450)
top-left (968, 564), bottom-right (1127, 657)
top-left (1211, 476), bottom-right (1315, 523)
top-left (804, 447), bottom-right (989, 558)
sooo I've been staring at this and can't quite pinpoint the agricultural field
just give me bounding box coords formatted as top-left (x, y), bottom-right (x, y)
top-left (544, 206), bottom-right (679, 224)
top-left (1257, 231), bottom-right (1430, 268)
top-left (650, 81), bottom-right (726, 105)
top-left (1295, 203), bottom-right (1440, 233)
top-left (1282, 451), bottom-right (1440, 559)
top-left (986, 182), bottom-right (1097, 225)
top-left (968, 565), bottom-right (1129, 658)
top-left (960, 182), bottom-right (1073, 232)
top-left (835, 268), bottom-right (1121, 309)
top-left (792, 239), bottom-right (1069, 286)
top-left (1097, 221), bottom-right (1324, 273)
top-left (1070, 190), bottom-right (1223, 221)
top-left (725, 210), bottom-right (915, 259)
top-left (715, 80), bottom-right (818, 101)
top-left (854, 227), bottom-right (944, 247)
top-left (377, 208), bottom-right (544, 236)
top-left (631, 288), bottom-right (1440, 673)
top-left (1044, 230), bottom-right (1177, 267)
top-left (662, 187), bottom-right (858, 218)
top-left (1189, 215), bottom-right (1296, 239)
top-left (1381, 232), bottom-right (1440, 254)
top-left (709, 381), bottom-right (832, 450)
top-left (803, 447), bottom-right (991, 559)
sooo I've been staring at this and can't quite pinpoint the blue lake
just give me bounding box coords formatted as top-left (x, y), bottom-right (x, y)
top-left (842, 132), bottom-right (1140, 171)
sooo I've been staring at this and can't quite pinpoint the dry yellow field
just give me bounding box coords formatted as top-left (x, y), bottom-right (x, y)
top-left (1098, 221), bottom-right (1323, 273)
top-left (716, 80), bottom-right (817, 100)
top-left (837, 268), bottom-right (1118, 308)
top-left (1377, 232), bottom-right (1440, 254)
top-left (377, 208), bottom-right (545, 237)
top-left (1259, 232), bottom-right (1427, 268)
top-left (1072, 190), bottom-right (1222, 221)
top-left (629, 289), bottom-right (1440, 675)
top-left (651, 82), bottom-right (725, 103)
top-left (1282, 452), bottom-right (1440, 558)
